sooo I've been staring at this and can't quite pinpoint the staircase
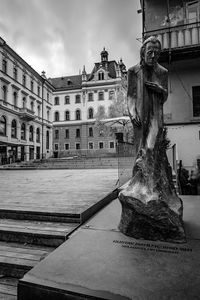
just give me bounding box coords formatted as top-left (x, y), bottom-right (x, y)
top-left (0, 208), bottom-right (80, 299)
top-left (0, 157), bottom-right (119, 170)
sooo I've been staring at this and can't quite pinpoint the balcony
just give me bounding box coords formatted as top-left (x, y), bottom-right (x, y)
top-left (146, 22), bottom-right (200, 62)
top-left (19, 108), bottom-right (36, 121)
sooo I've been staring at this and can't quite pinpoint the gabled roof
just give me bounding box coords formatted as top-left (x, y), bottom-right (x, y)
top-left (50, 75), bottom-right (82, 90)
top-left (88, 60), bottom-right (118, 81)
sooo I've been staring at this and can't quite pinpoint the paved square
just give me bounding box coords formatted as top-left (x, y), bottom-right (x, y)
top-left (0, 169), bottom-right (118, 214)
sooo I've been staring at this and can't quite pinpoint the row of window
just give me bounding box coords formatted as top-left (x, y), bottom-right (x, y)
top-left (2, 58), bottom-right (50, 100)
top-left (54, 109), bottom-right (83, 121)
top-left (54, 108), bottom-right (94, 122)
top-left (54, 91), bottom-right (115, 105)
top-left (54, 127), bottom-right (94, 140)
top-left (0, 116), bottom-right (41, 142)
top-left (54, 141), bottom-right (115, 151)
top-left (1, 87), bottom-right (50, 119)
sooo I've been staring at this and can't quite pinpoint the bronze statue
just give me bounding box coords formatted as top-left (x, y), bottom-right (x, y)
top-left (118, 36), bottom-right (186, 243)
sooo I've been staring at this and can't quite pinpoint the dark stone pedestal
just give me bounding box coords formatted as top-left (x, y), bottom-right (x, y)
top-left (18, 196), bottom-right (200, 300)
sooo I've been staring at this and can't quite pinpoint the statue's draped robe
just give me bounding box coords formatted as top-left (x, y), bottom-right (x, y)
top-left (127, 63), bottom-right (168, 154)
top-left (118, 62), bottom-right (185, 242)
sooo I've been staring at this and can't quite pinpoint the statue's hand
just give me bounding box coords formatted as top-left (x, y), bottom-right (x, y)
top-left (145, 81), bottom-right (167, 95)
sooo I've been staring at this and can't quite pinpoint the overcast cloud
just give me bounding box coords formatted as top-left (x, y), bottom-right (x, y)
top-left (0, 0), bottom-right (142, 77)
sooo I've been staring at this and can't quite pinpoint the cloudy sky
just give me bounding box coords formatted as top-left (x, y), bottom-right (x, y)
top-left (0, 0), bottom-right (142, 78)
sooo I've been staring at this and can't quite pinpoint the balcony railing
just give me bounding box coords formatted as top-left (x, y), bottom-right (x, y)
top-left (19, 108), bottom-right (35, 121)
top-left (146, 21), bottom-right (200, 50)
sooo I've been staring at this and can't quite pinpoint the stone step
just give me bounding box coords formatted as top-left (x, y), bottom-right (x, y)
top-left (0, 277), bottom-right (18, 299)
top-left (0, 208), bottom-right (80, 223)
top-left (0, 219), bottom-right (78, 247)
top-left (0, 242), bottom-right (53, 278)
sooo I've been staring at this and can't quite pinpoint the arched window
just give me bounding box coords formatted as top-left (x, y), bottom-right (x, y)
top-left (29, 125), bottom-right (34, 141)
top-left (21, 123), bottom-right (26, 140)
top-left (0, 116), bottom-right (6, 136)
top-left (46, 130), bottom-right (49, 149)
top-left (54, 111), bottom-right (59, 121)
top-left (13, 92), bottom-right (17, 106)
top-left (22, 97), bottom-right (26, 109)
top-left (88, 108), bottom-right (94, 119)
top-left (2, 85), bottom-right (7, 101)
top-left (76, 109), bottom-right (81, 120)
top-left (11, 119), bottom-right (17, 138)
top-left (36, 128), bottom-right (40, 143)
top-left (65, 110), bottom-right (70, 121)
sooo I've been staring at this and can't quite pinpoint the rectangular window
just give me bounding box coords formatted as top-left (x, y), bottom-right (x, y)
top-left (55, 129), bottom-right (59, 139)
top-left (99, 142), bottom-right (104, 149)
top-left (65, 95), bottom-right (70, 104)
top-left (75, 95), bottom-right (81, 103)
top-left (88, 142), bottom-right (94, 149)
top-left (31, 81), bottom-right (34, 92)
top-left (23, 74), bottom-right (26, 86)
top-left (54, 143), bottom-right (59, 151)
top-left (65, 143), bottom-right (70, 150)
top-left (65, 129), bottom-right (69, 139)
top-left (192, 86), bottom-right (200, 117)
top-left (187, 1), bottom-right (199, 23)
top-left (76, 143), bottom-right (80, 150)
top-left (88, 93), bottom-right (94, 102)
top-left (38, 86), bottom-right (40, 97)
top-left (13, 67), bottom-right (18, 80)
top-left (109, 141), bottom-right (115, 148)
top-left (47, 93), bottom-right (49, 101)
top-left (98, 92), bottom-right (104, 101)
top-left (109, 90), bottom-right (115, 100)
top-left (54, 97), bottom-right (59, 105)
top-left (89, 127), bottom-right (93, 137)
top-left (76, 128), bottom-right (80, 138)
top-left (2, 59), bottom-right (7, 73)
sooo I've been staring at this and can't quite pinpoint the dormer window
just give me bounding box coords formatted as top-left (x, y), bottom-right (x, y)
top-left (67, 79), bottom-right (71, 85)
top-left (98, 72), bottom-right (104, 80)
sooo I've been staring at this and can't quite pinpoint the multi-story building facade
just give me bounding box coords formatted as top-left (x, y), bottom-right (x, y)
top-left (0, 37), bottom-right (54, 164)
top-left (142, 0), bottom-right (200, 171)
top-left (51, 49), bottom-right (128, 157)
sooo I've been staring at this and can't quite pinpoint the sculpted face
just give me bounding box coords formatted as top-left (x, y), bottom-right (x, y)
top-left (144, 42), bottom-right (160, 67)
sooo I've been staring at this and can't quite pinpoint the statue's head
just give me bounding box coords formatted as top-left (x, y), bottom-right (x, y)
top-left (140, 36), bottom-right (161, 67)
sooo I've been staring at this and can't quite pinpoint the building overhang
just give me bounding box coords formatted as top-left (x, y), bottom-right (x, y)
top-left (19, 108), bottom-right (36, 121)
top-left (159, 45), bottom-right (200, 63)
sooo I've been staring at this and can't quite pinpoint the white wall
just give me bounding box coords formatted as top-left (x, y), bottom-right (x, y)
top-left (167, 124), bottom-right (200, 170)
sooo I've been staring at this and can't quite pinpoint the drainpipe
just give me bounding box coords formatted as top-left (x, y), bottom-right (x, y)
top-left (142, 0), bottom-right (145, 41)
top-left (41, 79), bottom-right (44, 159)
